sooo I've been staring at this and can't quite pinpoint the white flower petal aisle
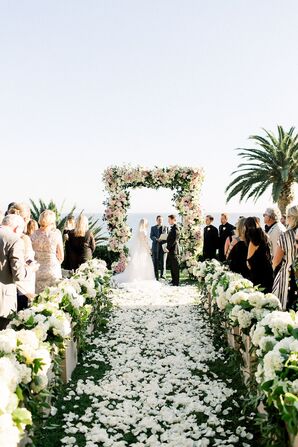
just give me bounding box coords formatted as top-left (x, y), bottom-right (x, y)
top-left (43, 284), bottom-right (256, 447)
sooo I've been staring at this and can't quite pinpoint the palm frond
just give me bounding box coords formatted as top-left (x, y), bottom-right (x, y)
top-left (88, 216), bottom-right (108, 245)
top-left (226, 125), bottom-right (298, 207)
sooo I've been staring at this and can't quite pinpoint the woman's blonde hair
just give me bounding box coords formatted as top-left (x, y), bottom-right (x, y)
top-left (74, 214), bottom-right (89, 237)
top-left (235, 217), bottom-right (246, 240)
top-left (39, 210), bottom-right (56, 229)
top-left (26, 219), bottom-right (38, 236)
top-left (286, 205), bottom-right (298, 229)
top-left (64, 215), bottom-right (75, 230)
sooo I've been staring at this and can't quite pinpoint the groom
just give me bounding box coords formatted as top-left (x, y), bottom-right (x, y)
top-left (165, 214), bottom-right (180, 286)
top-left (150, 215), bottom-right (168, 280)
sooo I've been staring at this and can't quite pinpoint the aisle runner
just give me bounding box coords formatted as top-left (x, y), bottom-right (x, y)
top-left (61, 285), bottom-right (254, 447)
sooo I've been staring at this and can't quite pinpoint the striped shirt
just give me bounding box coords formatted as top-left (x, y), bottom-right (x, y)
top-left (272, 229), bottom-right (297, 309)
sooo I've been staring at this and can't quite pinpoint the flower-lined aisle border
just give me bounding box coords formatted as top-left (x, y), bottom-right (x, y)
top-left (191, 259), bottom-right (298, 443)
top-left (0, 259), bottom-right (111, 447)
top-left (102, 165), bottom-right (204, 271)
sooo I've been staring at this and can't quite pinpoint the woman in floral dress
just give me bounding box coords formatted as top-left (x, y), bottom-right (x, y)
top-left (31, 210), bottom-right (64, 293)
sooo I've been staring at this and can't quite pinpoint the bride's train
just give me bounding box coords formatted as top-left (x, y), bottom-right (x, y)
top-left (112, 218), bottom-right (160, 290)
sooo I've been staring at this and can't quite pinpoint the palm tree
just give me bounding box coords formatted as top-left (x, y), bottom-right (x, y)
top-left (225, 126), bottom-right (298, 214)
top-left (30, 199), bottom-right (76, 232)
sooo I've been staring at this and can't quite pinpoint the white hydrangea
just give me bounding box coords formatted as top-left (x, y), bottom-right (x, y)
top-left (258, 336), bottom-right (298, 383)
top-left (16, 329), bottom-right (40, 350)
top-left (251, 310), bottom-right (298, 352)
top-left (48, 314), bottom-right (72, 338)
top-left (262, 350), bottom-right (284, 382)
top-left (0, 329), bottom-right (17, 354)
top-left (229, 306), bottom-right (252, 329)
top-left (0, 414), bottom-right (20, 447)
top-left (0, 383), bottom-right (18, 413)
top-left (0, 357), bottom-right (21, 391)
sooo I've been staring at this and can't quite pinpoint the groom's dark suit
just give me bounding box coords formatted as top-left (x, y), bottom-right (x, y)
top-left (167, 224), bottom-right (180, 286)
top-left (150, 225), bottom-right (168, 279)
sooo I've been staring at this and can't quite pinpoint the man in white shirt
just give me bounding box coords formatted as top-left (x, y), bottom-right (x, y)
top-left (263, 207), bottom-right (286, 259)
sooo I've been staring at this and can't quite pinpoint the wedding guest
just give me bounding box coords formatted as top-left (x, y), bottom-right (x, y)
top-left (5, 202), bottom-right (16, 216)
top-left (246, 219), bottom-right (273, 293)
top-left (0, 214), bottom-right (28, 329)
top-left (62, 214), bottom-right (76, 269)
top-left (166, 215), bottom-right (180, 286)
top-left (66, 214), bottom-right (95, 270)
top-left (263, 207), bottom-right (286, 258)
top-left (8, 203), bottom-right (36, 310)
top-left (150, 215), bottom-right (168, 280)
top-left (63, 215), bottom-right (75, 241)
top-left (26, 219), bottom-right (38, 236)
top-left (218, 213), bottom-right (235, 261)
top-left (281, 214), bottom-right (287, 226)
top-left (31, 210), bottom-right (64, 293)
top-left (227, 217), bottom-right (250, 279)
top-left (203, 215), bottom-right (218, 260)
top-left (244, 217), bottom-right (259, 244)
top-left (272, 206), bottom-right (298, 310)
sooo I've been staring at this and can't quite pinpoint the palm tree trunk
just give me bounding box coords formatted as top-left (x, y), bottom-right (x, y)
top-left (277, 183), bottom-right (294, 215)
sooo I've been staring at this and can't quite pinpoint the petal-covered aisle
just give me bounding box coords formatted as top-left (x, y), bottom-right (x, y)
top-left (39, 284), bottom-right (257, 447)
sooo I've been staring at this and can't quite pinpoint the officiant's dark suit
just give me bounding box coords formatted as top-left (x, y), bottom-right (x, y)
top-left (150, 223), bottom-right (168, 280)
top-left (167, 221), bottom-right (180, 286)
top-left (203, 224), bottom-right (219, 260)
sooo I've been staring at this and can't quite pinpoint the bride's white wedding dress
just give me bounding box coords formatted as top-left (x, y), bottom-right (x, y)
top-left (112, 226), bottom-right (158, 290)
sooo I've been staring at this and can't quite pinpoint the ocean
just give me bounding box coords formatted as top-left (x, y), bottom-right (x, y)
top-left (90, 211), bottom-right (264, 243)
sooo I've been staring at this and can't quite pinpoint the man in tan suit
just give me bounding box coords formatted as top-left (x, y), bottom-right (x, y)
top-left (0, 214), bottom-right (28, 329)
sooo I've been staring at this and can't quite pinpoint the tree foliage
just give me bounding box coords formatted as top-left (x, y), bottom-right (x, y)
top-left (225, 126), bottom-right (298, 214)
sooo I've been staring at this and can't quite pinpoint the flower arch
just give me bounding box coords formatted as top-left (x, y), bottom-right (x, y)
top-left (102, 166), bottom-right (204, 272)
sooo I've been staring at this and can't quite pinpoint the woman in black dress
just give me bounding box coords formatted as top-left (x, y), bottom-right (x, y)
top-left (246, 219), bottom-right (273, 293)
top-left (62, 215), bottom-right (75, 270)
top-left (67, 214), bottom-right (96, 270)
top-left (227, 217), bottom-right (250, 279)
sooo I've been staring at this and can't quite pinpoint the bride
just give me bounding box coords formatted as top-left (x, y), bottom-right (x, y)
top-left (112, 218), bottom-right (157, 287)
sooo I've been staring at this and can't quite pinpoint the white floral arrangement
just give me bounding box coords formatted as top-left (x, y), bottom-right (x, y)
top-left (102, 165), bottom-right (204, 271)
top-left (0, 328), bottom-right (54, 446)
top-left (195, 259), bottom-right (298, 436)
top-left (251, 310), bottom-right (298, 357)
top-left (191, 259), bottom-right (226, 288)
top-left (9, 303), bottom-right (72, 344)
top-left (76, 259), bottom-right (108, 280)
top-left (226, 291), bottom-right (281, 333)
top-left (215, 276), bottom-right (254, 310)
top-left (0, 258), bottom-right (110, 446)
top-left (255, 335), bottom-right (298, 435)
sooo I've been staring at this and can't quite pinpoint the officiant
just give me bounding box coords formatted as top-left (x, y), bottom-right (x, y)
top-left (150, 216), bottom-right (168, 280)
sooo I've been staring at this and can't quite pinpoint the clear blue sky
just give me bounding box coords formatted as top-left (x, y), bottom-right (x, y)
top-left (1, 0), bottom-right (298, 215)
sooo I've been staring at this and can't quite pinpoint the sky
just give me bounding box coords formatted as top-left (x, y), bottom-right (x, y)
top-left (1, 0), bottom-right (298, 216)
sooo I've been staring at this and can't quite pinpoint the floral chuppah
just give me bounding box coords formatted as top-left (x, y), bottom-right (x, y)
top-left (102, 165), bottom-right (204, 271)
